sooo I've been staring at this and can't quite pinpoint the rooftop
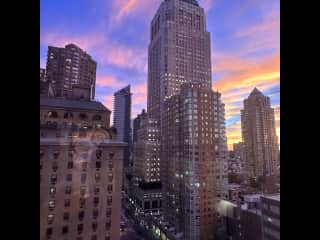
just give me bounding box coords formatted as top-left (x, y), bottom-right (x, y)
top-left (40, 96), bottom-right (110, 112)
top-left (263, 194), bottom-right (280, 202)
top-left (180, 0), bottom-right (199, 6)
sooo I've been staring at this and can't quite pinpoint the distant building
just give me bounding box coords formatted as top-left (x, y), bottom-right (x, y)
top-left (132, 109), bottom-right (147, 144)
top-left (45, 43), bottom-right (97, 100)
top-left (40, 68), bottom-right (46, 82)
top-left (113, 85), bottom-right (132, 168)
top-left (261, 194), bottom-right (280, 240)
top-left (40, 96), bottom-right (126, 240)
top-left (241, 88), bottom-right (280, 190)
top-left (213, 91), bottom-right (229, 199)
top-left (217, 195), bottom-right (263, 240)
top-left (131, 112), bottom-right (162, 217)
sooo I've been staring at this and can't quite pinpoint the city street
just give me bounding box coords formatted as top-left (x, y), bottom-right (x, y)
top-left (120, 208), bottom-right (147, 240)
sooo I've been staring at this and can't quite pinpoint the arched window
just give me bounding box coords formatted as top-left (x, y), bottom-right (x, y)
top-left (48, 111), bottom-right (58, 118)
top-left (64, 112), bottom-right (73, 119)
top-left (93, 115), bottom-right (102, 121)
top-left (79, 113), bottom-right (88, 120)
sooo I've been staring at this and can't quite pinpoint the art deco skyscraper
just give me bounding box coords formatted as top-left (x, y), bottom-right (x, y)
top-left (148, 1), bottom-right (217, 239)
top-left (241, 88), bottom-right (280, 181)
top-left (148, 0), bottom-right (212, 121)
top-left (46, 43), bottom-right (97, 100)
top-left (113, 85), bottom-right (132, 168)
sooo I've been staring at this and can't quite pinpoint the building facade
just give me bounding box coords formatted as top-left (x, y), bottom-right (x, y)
top-left (40, 96), bottom-right (125, 240)
top-left (161, 84), bottom-right (217, 240)
top-left (213, 91), bottom-right (228, 199)
top-left (241, 88), bottom-right (280, 183)
top-left (45, 43), bottom-right (97, 100)
top-left (147, 0), bottom-right (217, 239)
top-left (113, 85), bottom-right (132, 168)
top-left (261, 195), bottom-right (280, 240)
top-left (132, 109), bottom-right (147, 145)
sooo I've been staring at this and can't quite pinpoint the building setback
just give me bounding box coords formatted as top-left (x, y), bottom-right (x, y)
top-left (147, 0), bottom-right (217, 239)
top-left (241, 88), bottom-right (280, 184)
top-left (113, 85), bottom-right (132, 168)
top-left (45, 43), bottom-right (97, 100)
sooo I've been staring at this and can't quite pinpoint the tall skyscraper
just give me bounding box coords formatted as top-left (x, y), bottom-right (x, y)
top-left (113, 85), bottom-right (132, 168)
top-left (147, 1), bottom-right (217, 239)
top-left (241, 88), bottom-right (280, 183)
top-left (213, 91), bottom-right (228, 200)
top-left (147, 0), bottom-right (212, 122)
top-left (45, 43), bottom-right (97, 100)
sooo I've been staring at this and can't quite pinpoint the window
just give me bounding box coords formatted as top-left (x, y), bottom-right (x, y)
top-left (63, 212), bottom-right (70, 221)
top-left (106, 208), bottom-right (112, 218)
top-left (64, 199), bottom-right (71, 207)
top-left (93, 115), bottom-right (102, 121)
top-left (40, 161), bottom-right (43, 170)
top-left (107, 184), bottom-right (113, 193)
top-left (49, 200), bottom-right (55, 210)
top-left (48, 111), bottom-right (58, 118)
top-left (80, 198), bottom-right (85, 208)
top-left (96, 161), bottom-right (101, 169)
top-left (92, 222), bottom-right (98, 232)
top-left (51, 174), bottom-right (57, 185)
top-left (82, 162), bottom-right (88, 171)
top-left (65, 186), bottom-right (72, 195)
top-left (49, 187), bottom-right (56, 196)
top-left (81, 174), bottom-right (87, 183)
top-left (66, 174), bottom-right (72, 182)
top-left (94, 186), bottom-right (100, 195)
top-left (91, 235), bottom-right (97, 240)
top-left (67, 161), bottom-right (73, 169)
top-left (94, 197), bottom-right (99, 207)
top-left (46, 228), bottom-right (53, 238)
top-left (96, 149), bottom-right (102, 159)
top-left (80, 186), bottom-right (86, 196)
top-left (78, 211), bottom-right (85, 221)
top-left (47, 214), bottom-right (54, 225)
top-left (53, 151), bottom-right (59, 159)
top-left (77, 224), bottom-right (84, 234)
top-left (105, 221), bottom-right (111, 231)
top-left (52, 161), bottom-right (58, 172)
top-left (107, 196), bottom-right (112, 206)
top-left (108, 173), bottom-right (113, 182)
top-left (93, 209), bottom-right (99, 219)
top-left (79, 113), bottom-right (88, 120)
top-left (62, 226), bottom-right (68, 234)
top-left (40, 150), bottom-right (44, 159)
top-left (95, 173), bottom-right (100, 182)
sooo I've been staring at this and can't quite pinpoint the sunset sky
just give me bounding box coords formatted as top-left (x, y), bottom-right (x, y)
top-left (40, 0), bottom-right (280, 150)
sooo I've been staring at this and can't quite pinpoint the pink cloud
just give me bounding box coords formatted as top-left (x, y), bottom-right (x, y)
top-left (110, 0), bottom-right (161, 26)
top-left (96, 74), bottom-right (127, 88)
top-left (41, 31), bottom-right (105, 52)
top-left (199, 0), bottom-right (215, 12)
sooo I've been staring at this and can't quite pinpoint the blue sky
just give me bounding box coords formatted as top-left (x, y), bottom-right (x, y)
top-left (40, 0), bottom-right (280, 149)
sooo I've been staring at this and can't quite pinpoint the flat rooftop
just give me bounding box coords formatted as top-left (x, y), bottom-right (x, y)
top-left (263, 194), bottom-right (280, 201)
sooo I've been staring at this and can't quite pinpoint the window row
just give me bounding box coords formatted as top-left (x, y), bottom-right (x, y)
top-left (46, 111), bottom-right (102, 121)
